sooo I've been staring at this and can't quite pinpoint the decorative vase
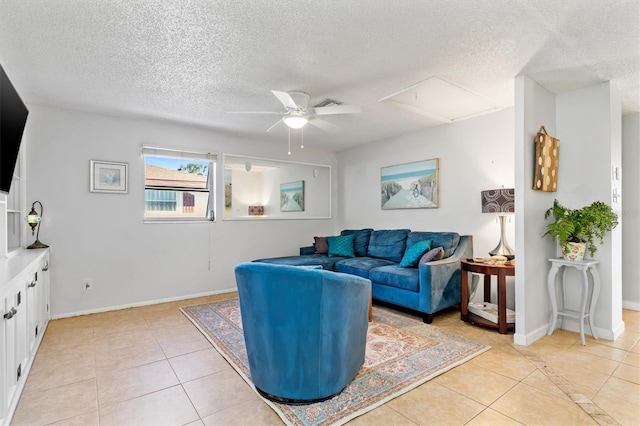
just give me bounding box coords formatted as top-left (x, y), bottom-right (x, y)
top-left (563, 242), bottom-right (586, 261)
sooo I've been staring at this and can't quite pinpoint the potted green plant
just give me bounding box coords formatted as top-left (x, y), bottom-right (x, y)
top-left (543, 199), bottom-right (618, 260)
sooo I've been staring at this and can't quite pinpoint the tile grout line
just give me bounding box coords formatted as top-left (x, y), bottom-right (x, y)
top-left (93, 325), bottom-right (101, 424)
top-left (516, 348), bottom-right (621, 426)
top-left (150, 311), bottom-right (207, 424)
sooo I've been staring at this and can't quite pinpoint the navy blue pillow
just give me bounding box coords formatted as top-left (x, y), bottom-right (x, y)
top-left (341, 228), bottom-right (373, 257)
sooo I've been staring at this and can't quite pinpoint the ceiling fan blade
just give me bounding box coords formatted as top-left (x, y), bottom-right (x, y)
top-left (266, 118), bottom-right (283, 132)
top-left (308, 118), bottom-right (340, 133)
top-left (271, 90), bottom-right (298, 109)
top-left (313, 104), bottom-right (361, 115)
top-left (225, 111), bottom-right (281, 114)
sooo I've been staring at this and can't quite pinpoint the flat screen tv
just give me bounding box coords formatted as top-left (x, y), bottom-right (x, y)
top-left (0, 63), bottom-right (29, 195)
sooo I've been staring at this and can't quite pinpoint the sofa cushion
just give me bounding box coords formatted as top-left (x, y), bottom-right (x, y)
top-left (253, 254), bottom-right (346, 271)
top-left (327, 234), bottom-right (356, 258)
top-left (369, 265), bottom-right (420, 292)
top-left (399, 240), bottom-right (432, 268)
top-left (367, 229), bottom-right (410, 263)
top-left (334, 257), bottom-right (396, 279)
top-left (313, 236), bottom-right (328, 254)
top-left (419, 246), bottom-right (445, 263)
top-left (406, 232), bottom-right (460, 258)
top-left (340, 228), bottom-right (373, 257)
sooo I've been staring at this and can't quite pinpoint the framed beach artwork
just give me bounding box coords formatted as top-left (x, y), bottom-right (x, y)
top-left (381, 158), bottom-right (439, 209)
top-left (90, 160), bottom-right (128, 193)
top-left (280, 180), bottom-right (305, 212)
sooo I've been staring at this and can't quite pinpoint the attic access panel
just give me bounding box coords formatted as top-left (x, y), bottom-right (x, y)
top-left (380, 76), bottom-right (502, 123)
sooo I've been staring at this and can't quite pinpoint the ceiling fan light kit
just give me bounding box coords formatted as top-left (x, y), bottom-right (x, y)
top-left (283, 115), bottom-right (308, 129)
top-left (229, 90), bottom-right (361, 135)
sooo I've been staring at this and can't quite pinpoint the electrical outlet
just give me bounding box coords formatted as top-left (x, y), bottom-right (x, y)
top-left (82, 278), bottom-right (94, 292)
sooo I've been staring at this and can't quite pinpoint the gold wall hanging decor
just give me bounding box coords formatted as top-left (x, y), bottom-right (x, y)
top-left (532, 126), bottom-right (559, 192)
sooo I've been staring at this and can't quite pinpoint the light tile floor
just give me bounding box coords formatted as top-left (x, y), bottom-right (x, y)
top-left (12, 293), bottom-right (640, 426)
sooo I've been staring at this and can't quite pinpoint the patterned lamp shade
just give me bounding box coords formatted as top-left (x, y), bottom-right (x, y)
top-left (248, 205), bottom-right (264, 216)
top-left (481, 188), bottom-right (515, 259)
top-left (481, 188), bottom-right (515, 214)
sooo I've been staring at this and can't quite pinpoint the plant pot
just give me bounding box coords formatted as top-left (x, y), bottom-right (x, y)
top-left (562, 242), bottom-right (587, 261)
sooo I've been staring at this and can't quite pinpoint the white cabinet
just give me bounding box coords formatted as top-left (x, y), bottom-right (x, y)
top-left (1, 147), bottom-right (25, 258)
top-left (3, 279), bottom-right (27, 414)
top-left (0, 249), bottom-right (50, 425)
top-left (26, 258), bottom-right (49, 354)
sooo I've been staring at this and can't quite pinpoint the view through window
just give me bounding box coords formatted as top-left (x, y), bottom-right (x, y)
top-left (143, 148), bottom-right (216, 221)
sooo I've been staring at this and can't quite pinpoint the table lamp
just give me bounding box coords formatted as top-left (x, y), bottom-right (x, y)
top-left (25, 201), bottom-right (49, 249)
top-left (481, 188), bottom-right (514, 259)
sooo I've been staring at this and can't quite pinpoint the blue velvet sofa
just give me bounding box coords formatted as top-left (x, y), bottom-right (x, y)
top-left (235, 262), bottom-right (370, 403)
top-left (255, 229), bottom-right (473, 323)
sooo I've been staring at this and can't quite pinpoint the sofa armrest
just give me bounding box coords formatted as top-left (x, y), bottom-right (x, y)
top-left (418, 235), bottom-right (473, 312)
top-left (300, 246), bottom-right (316, 255)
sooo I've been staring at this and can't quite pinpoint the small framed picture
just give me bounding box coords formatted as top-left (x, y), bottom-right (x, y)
top-left (90, 160), bottom-right (128, 193)
top-left (280, 180), bottom-right (305, 212)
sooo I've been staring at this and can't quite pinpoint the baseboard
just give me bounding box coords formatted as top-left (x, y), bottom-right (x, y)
top-left (611, 320), bottom-right (626, 340)
top-left (505, 306), bottom-right (634, 346)
top-left (514, 323), bottom-right (548, 346)
top-left (548, 317), bottom-right (624, 341)
top-left (51, 288), bottom-right (237, 319)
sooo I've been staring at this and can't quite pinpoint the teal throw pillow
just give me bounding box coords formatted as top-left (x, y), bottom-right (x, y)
top-left (327, 234), bottom-right (356, 258)
top-left (399, 240), bottom-right (432, 268)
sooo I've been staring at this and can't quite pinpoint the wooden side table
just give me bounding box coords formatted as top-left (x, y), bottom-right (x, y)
top-left (546, 257), bottom-right (600, 346)
top-left (461, 260), bottom-right (515, 334)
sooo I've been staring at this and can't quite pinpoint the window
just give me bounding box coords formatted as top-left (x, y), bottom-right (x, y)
top-left (143, 147), bottom-right (216, 221)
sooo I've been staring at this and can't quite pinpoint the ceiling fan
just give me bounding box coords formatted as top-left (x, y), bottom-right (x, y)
top-left (227, 90), bottom-right (361, 132)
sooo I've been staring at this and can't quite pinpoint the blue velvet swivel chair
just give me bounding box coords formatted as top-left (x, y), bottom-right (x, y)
top-left (234, 262), bottom-right (371, 404)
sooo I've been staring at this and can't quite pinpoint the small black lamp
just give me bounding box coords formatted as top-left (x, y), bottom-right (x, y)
top-left (26, 201), bottom-right (49, 249)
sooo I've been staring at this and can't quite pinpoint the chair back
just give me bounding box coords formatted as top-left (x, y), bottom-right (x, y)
top-left (234, 262), bottom-right (371, 403)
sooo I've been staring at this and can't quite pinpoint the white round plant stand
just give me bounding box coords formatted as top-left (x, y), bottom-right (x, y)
top-left (546, 257), bottom-right (601, 346)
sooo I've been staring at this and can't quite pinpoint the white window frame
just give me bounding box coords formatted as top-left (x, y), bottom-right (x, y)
top-left (142, 146), bottom-right (217, 223)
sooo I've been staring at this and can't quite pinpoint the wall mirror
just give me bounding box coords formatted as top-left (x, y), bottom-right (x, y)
top-left (223, 154), bottom-right (331, 220)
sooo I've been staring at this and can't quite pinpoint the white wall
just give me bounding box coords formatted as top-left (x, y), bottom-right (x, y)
top-left (513, 76), bottom-right (558, 346)
top-left (514, 78), bottom-right (624, 344)
top-left (622, 113), bottom-right (640, 310)
top-left (555, 82), bottom-right (623, 339)
top-left (25, 105), bottom-right (339, 317)
top-left (22, 96), bottom-right (631, 331)
top-left (338, 108), bottom-right (516, 307)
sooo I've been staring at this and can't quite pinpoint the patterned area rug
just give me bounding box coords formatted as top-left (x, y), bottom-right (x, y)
top-left (181, 299), bottom-right (490, 426)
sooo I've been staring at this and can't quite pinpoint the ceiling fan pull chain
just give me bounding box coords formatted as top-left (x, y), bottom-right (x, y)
top-left (288, 128), bottom-right (291, 155)
top-left (301, 127), bottom-right (304, 149)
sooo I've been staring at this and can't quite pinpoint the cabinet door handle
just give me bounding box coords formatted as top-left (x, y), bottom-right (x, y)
top-left (42, 261), bottom-right (49, 272)
top-left (4, 307), bottom-right (17, 320)
top-left (28, 281), bottom-right (37, 288)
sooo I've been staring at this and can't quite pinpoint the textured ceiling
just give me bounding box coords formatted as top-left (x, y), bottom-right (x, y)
top-left (0, 0), bottom-right (638, 151)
